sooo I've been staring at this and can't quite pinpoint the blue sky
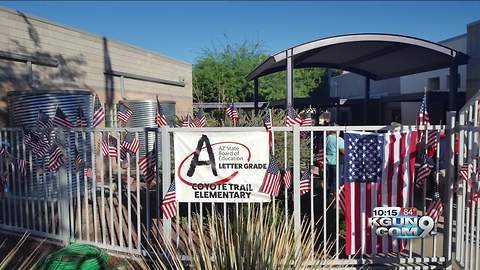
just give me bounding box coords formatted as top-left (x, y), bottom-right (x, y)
top-left (1, 1), bottom-right (480, 64)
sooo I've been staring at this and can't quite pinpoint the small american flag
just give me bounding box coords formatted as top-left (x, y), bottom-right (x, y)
top-left (427, 130), bottom-right (439, 157)
top-left (139, 149), bottom-right (156, 182)
top-left (52, 107), bottom-right (74, 128)
top-left (74, 147), bottom-right (83, 169)
top-left (101, 136), bottom-right (118, 158)
top-left (263, 114), bottom-right (272, 133)
top-left (283, 168), bottom-right (292, 189)
top-left (118, 103), bottom-right (133, 124)
top-left (301, 112), bottom-right (314, 127)
top-left (26, 132), bottom-right (50, 156)
top-left (338, 185), bottom-right (346, 214)
top-left (416, 91), bottom-right (430, 141)
top-left (84, 167), bottom-right (93, 178)
top-left (193, 110), bottom-right (207, 127)
top-left (121, 132), bottom-right (140, 154)
top-left (119, 148), bottom-right (129, 169)
top-left (48, 145), bottom-right (64, 172)
top-left (286, 107), bottom-right (303, 127)
top-left (156, 97), bottom-right (168, 127)
top-left (416, 158), bottom-right (434, 188)
top-left (259, 157), bottom-right (281, 197)
top-left (36, 109), bottom-right (52, 129)
top-left (426, 189), bottom-right (443, 223)
top-left (300, 168), bottom-right (311, 195)
top-left (225, 103), bottom-right (239, 125)
top-left (181, 115), bottom-right (196, 128)
top-left (76, 106), bottom-right (87, 128)
top-left (18, 159), bottom-right (27, 177)
top-left (459, 163), bottom-right (472, 182)
top-left (316, 147), bottom-right (325, 167)
top-left (93, 95), bottom-right (105, 127)
top-left (161, 181), bottom-right (176, 219)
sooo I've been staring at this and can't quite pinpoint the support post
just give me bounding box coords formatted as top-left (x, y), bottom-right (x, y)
top-left (286, 49), bottom-right (294, 108)
top-left (364, 77), bottom-right (370, 124)
top-left (57, 129), bottom-right (70, 245)
top-left (161, 127), bottom-right (172, 241)
top-left (449, 65), bottom-right (459, 111)
top-left (444, 111), bottom-right (456, 268)
top-left (254, 79), bottom-right (259, 115)
top-left (292, 125), bottom-right (301, 253)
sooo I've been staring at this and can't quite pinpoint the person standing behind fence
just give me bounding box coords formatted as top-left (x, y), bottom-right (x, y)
top-left (325, 125), bottom-right (345, 196)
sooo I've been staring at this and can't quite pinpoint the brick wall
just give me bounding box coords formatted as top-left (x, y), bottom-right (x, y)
top-left (0, 8), bottom-right (192, 125)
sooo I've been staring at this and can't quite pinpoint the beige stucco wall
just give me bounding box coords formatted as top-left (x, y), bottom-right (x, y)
top-left (0, 8), bottom-right (192, 125)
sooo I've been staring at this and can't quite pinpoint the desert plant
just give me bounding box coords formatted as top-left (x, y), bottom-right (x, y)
top-left (138, 204), bottom-right (340, 270)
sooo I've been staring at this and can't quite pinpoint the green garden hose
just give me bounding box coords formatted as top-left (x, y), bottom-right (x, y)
top-left (38, 243), bottom-right (109, 270)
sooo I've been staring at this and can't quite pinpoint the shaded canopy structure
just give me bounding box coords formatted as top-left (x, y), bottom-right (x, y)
top-left (246, 33), bottom-right (469, 122)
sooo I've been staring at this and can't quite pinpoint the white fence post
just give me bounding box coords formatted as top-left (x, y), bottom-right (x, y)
top-left (444, 111), bottom-right (456, 268)
top-left (161, 127), bottom-right (172, 241)
top-left (292, 125), bottom-right (301, 252)
top-left (57, 128), bottom-right (71, 245)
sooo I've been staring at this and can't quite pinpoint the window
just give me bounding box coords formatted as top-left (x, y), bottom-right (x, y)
top-left (427, 77), bottom-right (440, 91)
top-left (447, 74), bottom-right (461, 88)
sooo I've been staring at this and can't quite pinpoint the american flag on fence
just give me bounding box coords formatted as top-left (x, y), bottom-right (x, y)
top-left (119, 148), bottom-right (129, 169)
top-left (101, 136), bottom-right (118, 158)
top-left (36, 109), bottom-right (52, 129)
top-left (84, 167), bottom-right (93, 178)
top-left (427, 130), bottom-right (439, 157)
top-left (225, 103), bottom-right (239, 125)
top-left (181, 115), bottom-right (196, 128)
top-left (283, 168), bottom-right (292, 189)
top-left (338, 185), bottom-right (347, 214)
top-left (193, 110), bottom-right (207, 127)
top-left (74, 147), bottom-right (83, 169)
top-left (426, 187), bottom-right (443, 223)
top-left (416, 91), bottom-right (430, 141)
top-left (300, 168), bottom-right (311, 195)
top-left (161, 181), bottom-right (176, 219)
top-left (93, 95), bottom-right (105, 127)
top-left (416, 157), bottom-right (434, 188)
top-left (121, 132), bottom-right (140, 154)
top-left (25, 132), bottom-right (50, 156)
top-left (156, 97), bottom-right (168, 127)
top-left (118, 103), bottom-right (133, 124)
top-left (52, 107), bottom-right (74, 128)
top-left (301, 112), bottom-right (314, 127)
top-left (48, 145), bottom-right (64, 172)
top-left (343, 131), bottom-right (417, 256)
top-left (76, 106), bottom-right (87, 128)
top-left (259, 156), bottom-right (281, 197)
top-left (18, 159), bottom-right (27, 176)
top-left (139, 149), bottom-right (156, 182)
top-left (286, 107), bottom-right (303, 127)
top-left (263, 114), bottom-right (273, 150)
top-left (459, 163), bottom-right (472, 183)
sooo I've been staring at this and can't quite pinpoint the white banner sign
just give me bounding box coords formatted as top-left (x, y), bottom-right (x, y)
top-left (174, 131), bottom-right (270, 202)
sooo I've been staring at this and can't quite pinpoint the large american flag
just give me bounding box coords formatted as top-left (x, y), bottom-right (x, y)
top-left (48, 145), bottom-right (64, 172)
top-left (161, 181), bottom-right (176, 219)
top-left (118, 103), bottom-right (133, 124)
top-left (121, 132), bottom-right (140, 154)
top-left (36, 110), bottom-right (52, 129)
top-left (343, 131), bottom-right (417, 256)
top-left (225, 103), bottom-right (239, 125)
top-left (52, 107), bottom-right (74, 128)
top-left (259, 157), bottom-right (281, 197)
top-left (76, 106), bottom-right (87, 128)
top-left (193, 110), bottom-right (207, 128)
top-left (299, 168), bottom-right (311, 195)
top-left (156, 97), bottom-right (168, 127)
top-left (286, 107), bottom-right (303, 127)
top-left (93, 95), bottom-right (105, 127)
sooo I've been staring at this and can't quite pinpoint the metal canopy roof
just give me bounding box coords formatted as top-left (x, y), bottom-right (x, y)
top-left (246, 33), bottom-right (469, 81)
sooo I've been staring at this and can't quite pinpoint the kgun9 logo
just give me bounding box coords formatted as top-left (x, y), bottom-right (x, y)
top-left (368, 207), bottom-right (436, 239)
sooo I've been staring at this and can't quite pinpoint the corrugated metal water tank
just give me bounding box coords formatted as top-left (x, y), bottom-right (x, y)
top-left (7, 90), bottom-right (94, 198)
top-left (121, 100), bottom-right (175, 155)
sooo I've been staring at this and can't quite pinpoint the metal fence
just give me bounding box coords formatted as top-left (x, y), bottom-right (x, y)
top-left (0, 122), bottom-right (458, 268)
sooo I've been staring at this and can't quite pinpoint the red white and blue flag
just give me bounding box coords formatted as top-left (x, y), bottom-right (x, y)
top-left (263, 114), bottom-right (273, 150)
top-left (76, 106), bottom-right (87, 128)
top-left (161, 181), bottom-right (176, 219)
top-left (286, 107), bottom-right (303, 127)
top-left (156, 97), bottom-right (168, 127)
top-left (101, 135), bottom-right (118, 158)
top-left (416, 91), bottom-right (430, 142)
top-left (301, 112), bottom-right (314, 127)
top-left (259, 156), bottom-right (281, 197)
top-left (93, 95), bottom-right (105, 127)
top-left (121, 132), bottom-right (140, 154)
top-left (181, 115), bottom-right (196, 128)
top-left (139, 149), bottom-right (156, 182)
top-left (299, 168), bottom-right (311, 195)
top-left (283, 168), bottom-right (292, 189)
top-left (118, 103), bottom-right (133, 124)
top-left (48, 145), bottom-right (64, 172)
top-left (193, 110), bottom-right (207, 128)
top-left (36, 109), bottom-right (52, 129)
top-left (18, 159), bottom-right (27, 177)
top-left (225, 103), bottom-right (239, 125)
top-left (52, 107), bottom-right (74, 128)
top-left (343, 131), bottom-right (417, 256)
